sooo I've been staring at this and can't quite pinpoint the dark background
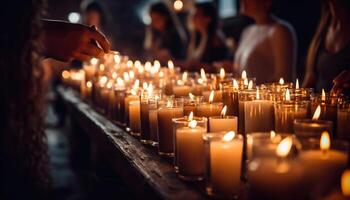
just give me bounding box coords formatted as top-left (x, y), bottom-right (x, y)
top-left (46, 0), bottom-right (321, 79)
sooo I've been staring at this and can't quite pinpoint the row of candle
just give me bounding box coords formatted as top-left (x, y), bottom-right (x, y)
top-left (61, 52), bottom-right (350, 198)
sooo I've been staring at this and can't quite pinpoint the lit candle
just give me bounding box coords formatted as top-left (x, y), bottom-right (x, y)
top-left (125, 89), bottom-right (140, 130)
top-left (209, 105), bottom-right (238, 132)
top-left (129, 100), bottom-right (141, 136)
top-left (299, 132), bottom-right (348, 198)
top-left (157, 98), bottom-right (184, 157)
top-left (274, 89), bottom-right (308, 133)
top-left (294, 105), bottom-right (333, 138)
top-left (205, 131), bottom-right (243, 197)
top-left (175, 113), bottom-right (207, 180)
top-left (249, 137), bottom-right (306, 200)
top-left (244, 87), bottom-right (274, 133)
top-left (113, 78), bottom-right (126, 125)
top-left (195, 90), bottom-right (223, 118)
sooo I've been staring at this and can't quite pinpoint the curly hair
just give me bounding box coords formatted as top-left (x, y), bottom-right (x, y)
top-left (0, 0), bottom-right (49, 199)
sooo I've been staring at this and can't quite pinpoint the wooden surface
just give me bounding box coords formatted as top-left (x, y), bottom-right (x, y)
top-left (57, 86), bottom-right (206, 199)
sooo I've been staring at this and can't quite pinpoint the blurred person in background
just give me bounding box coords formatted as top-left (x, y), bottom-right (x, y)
top-left (303, 0), bottom-right (350, 92)
top-left (184, 2), bottom-right (230, 73)
top-left (234, 0), bottom-right (297, 84)
top-left (144, 2), bottom-right (187, 64)
top-left (0, 0), bottom-right (110, 199)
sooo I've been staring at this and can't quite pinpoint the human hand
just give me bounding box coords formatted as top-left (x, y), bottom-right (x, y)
top-left (332, 70), bottom-right (350, 94)
top-left (42, 20), bottom-right (110, 62)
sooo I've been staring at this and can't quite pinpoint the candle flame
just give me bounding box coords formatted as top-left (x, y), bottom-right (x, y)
top-left (256, 87), bottom-right (260, 100)
top-left (129, 71), bottom-right (135, 79)
top-left (133, 79), bottom-right (140, 90)
top-left (107, 81), bottom-right (113, 89)
top-left (312, 105), bottom-right (321, 120)
top-left (134, 60), bottom-right (141, 68)
top-left (99, 64), bottom-right (105, 71)
top-left (147, 83), bottom-right (153, 94)
top-left (219, 68), bottom-right (225, 79)
top-left (113, 55), bottom-right (121, 63)
top-left (248, 80), bottom-right (253, 89)
top-left (320, 131), bottom-right (330, 151)
top-left (90, 57), bottom-right (98, 65)
top-left (117, 78), bottom-right (124, 87)
top-left (276, 137), bottom-right (293, 158)
top-left (296, 79), bottom-right (299, 89)
top-left (221, 105), bottom-right (227, 116)
top-left (126, 60), bottom-right (133, 68)
top-left (285, 88), bottom-right (291, 101)
top-left (241, 70), bottom-right (247, 79)
top-left (143, 82), bottom-right (148, 90)
top-left (123, 72), bottom-right (130, 81)
top-left (62, 70), bottom-right (70, 79)
top-left (145, 61), bottom-right (152, 71)
top-left (154, 60), bottom-right (161, 69)
top-left (188, 120), bottom-right (197, 128)
top-left (159, 71), bottom-right (164, 77)
top-left (198, 78), bottom-right (204, 84)
top-left (168, 60), bottom-right (174, 70)
top-left (209, 90), bottom-right (215, 103)
top-left (341, 170), bottom-right (350, 196)
top-left (86, 81), bottom-right (92, 88)
top-left (244, 78), bottom-right (248, 86)
top-left (270, 131), bottom-right (276, 139)
top-left (112, 72), bottom-right (118, 79)
top-left (99, 76), bottom-right (108, 86)
top-left (279, 78), bottom-right (284, 85)
top-left (188, 111), bottom-right (193, 121)
top-left (200, 68), bottom-right (207, 81)
top-left (182, 71), bottom-right (188, 82)
top-left (321, 89), bottom-right (326, 101)
top-left (131, 89), bottom-right (137, 96)
top-left (223, 131), bottom-right (235, 142)
top-left (166, 100), bottom-right (172, 107)
top-left (233, 79), bottom-right (239, 89)
top-left (189, 93), bottom-right (195, 100)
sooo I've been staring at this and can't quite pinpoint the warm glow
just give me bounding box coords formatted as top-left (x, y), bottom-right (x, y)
top-left (188, 111), bottom-right (193, 121)
top-left (270, 131), bottom-right (276, 139)
top-left (113, 55), bottom-right (121, 64)
top-left (341, 170), bottom-right (350, 196)
top-left (241, 70), bottom-right (247, 79)
top-left (320, 131), bottom-right (330, 152)
top-left (117, 77), bottom-right (125, 87)
top-left (200, 68), bottom-right (207, 81)
top-left (221, 105), bottom-right (227, 116)
top-left (106, 81), bottom-right (113, 89)
top-left (112, 72), bottom-right (117, 79)
top-left (99, 76), bottom-right (108, 86)
top-left (209, 90), bottom-right (215, 103)
top-left (312, 105), bottom-right (321, 120)
top-left (321, 89), bottom-right (326, 101)
top-left (285, 88), bottom-right (291, 101)
top-left (168, 60), bottom-right (174, 70)
top-left (145, 62), bottom-right (152, 71)
top-left (233, 79), bottom-right (239, 89)
top-left (143, 82), bottom-right (148, 90)
top-left (279, 78), bottom-right (284, 85)
top-left (62, 70), bottom-right (70, 79)
top-left (147, 83), bottom-right (153, 95)
top-left (173, 0), bottom-right (183, 11)
top-left (223, 131), bottom-right (235, 142)
top-left (188, 120), bottom-right (197, 128)
top-left (256, 87), bottom-right (260, 100)
top-left (133, 79), bottom-right (140, 90)
top-left (86, 81), bottom-right (92, 88)
top-left (90, 57), bottom-right (98, 65)
top-left (219, 68), bottom-right (225, 79)
top-left (134, 60), bottom-right (141, 68)
top-left (126, 60), bottom-right (133, 68)
top-left (189, 93), bottom-right (195, 100)
top-left (296, 78), bottom-right (299, 89)
top-left (276, 137), bottom-right (293, 158)
top-left (99, 64), bottom-right (105, 71)
top-left (248, 80), bottom-right (253, 89)
top-left (131, 89), bottom-right (137, 96)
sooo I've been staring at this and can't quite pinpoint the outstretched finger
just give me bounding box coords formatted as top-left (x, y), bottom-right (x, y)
top-left (88, 27), bottom-right (110, 53)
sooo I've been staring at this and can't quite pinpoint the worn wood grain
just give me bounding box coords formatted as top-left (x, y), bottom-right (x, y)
top-left (57, 86), bottom-right (206, 199)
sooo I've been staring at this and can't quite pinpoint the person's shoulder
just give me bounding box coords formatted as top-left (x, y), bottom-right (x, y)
top-left (270, 17), bottom-right (296, 38)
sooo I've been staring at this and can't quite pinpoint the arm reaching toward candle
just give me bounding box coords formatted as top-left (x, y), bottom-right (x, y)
top-left (332, 70), bottom-right (350, 94)
top-left (42, 19), bottom-right (110, 62)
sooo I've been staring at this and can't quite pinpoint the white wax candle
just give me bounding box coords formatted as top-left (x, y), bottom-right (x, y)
top-left (209, 116), bottom-right (238, 132)
top-left (244, 100), bottom-right (274, 133)
top-left (124, 95), bottom-right (139, 125)
top-left (129, 100), bottom-right (141, 135)
top-left (176, 126), bottom-right (206, 177)
top-left (210, 138), bottom-right (243, 195)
